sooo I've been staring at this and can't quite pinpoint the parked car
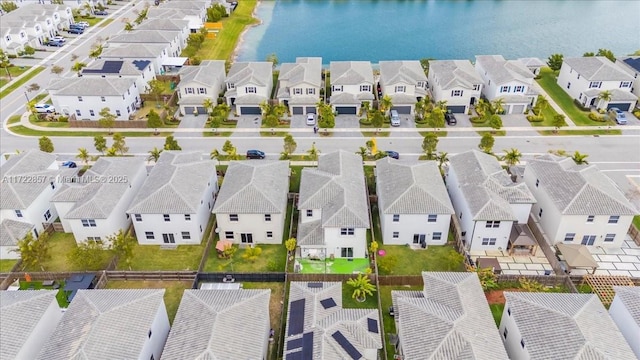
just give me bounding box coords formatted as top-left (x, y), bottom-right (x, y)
top-left (35, 104), bottom-right (56, 113)
top-left (608, 107), bottom-right (627, 125)
top-left (67, 27), bottom-right (84, 34)
top-left (246, 149), bottom-right (265, 159)
top-left (445, 111), bottom-right (457, 125)
top-left (306, 113), bottom-right (316, 126)
top-left (385, 151), bottom-right (400, 159)
top-left (94, 10), bottom-right (108, 15)
top-left (390, 110), bottom-right (400, 126)
top-left (47, 40), bottom-right (65, 47)
top-left (76, 21), bottom-right (90, 28)
top-left (51, 36), bottom-right (66, 42)
top-left (62, 161), bottom-right (77, 168)
top-left (69, 23), bottom-right (85, 29)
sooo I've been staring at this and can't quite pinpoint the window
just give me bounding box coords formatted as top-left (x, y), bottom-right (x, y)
top-left (101, 96), bottom-right (106, 102)
top-left (5, 36), bottom-right (9, 42)
top-left (89, 110), bottom-right (95, 117)
top-left (586, 215), bottom-right (594, 223)
top-left (81, 219), bottom-right (97, 227)
top-left (538, 208), bottom-right (543, 217)
top-left (428, 214), bottom-right (437, 223)
top-left (520, 339), bottom-right (525, 349)
top-left (472, 84), bottom-right (481, 91)
top-left (417, 81), bottom-right (426, 88)
top-left (227, 83), bottom-right (235, 90)
top-left (589, 81), bottom-right (602, 88)
top-left (461, 231), bottom-right (466, 237)
top-left (341, 247), bottom-right (353, 257)
top-left (50, 181), bottom-right (55, 190)
top-left (620, 81), bottom-right (631, 88)
top-left (181, 232), bottom-right (191, 240)
top-left (608, 215), bottom-right (619, 224)
top-left (604, 233), bottom-right (615, 242)
top-left (535, 179), bottom-right (540, 187)
top-left (266, 231), bottom-right (273, 239)
top-left (230, 214), bottom-right (238, 222)
top-left (581, 235), bottom-right (596, 245)
top-left (148, 330), bottom-right (152, 338)
top-left (185, 88), bottom-right (194, 94)
top-left (44, 210), bottom-right (52, 221)
top-left (162, 234), bottom-right (175, 244)
top-left (293, 88), bottom-right (302, 95)
top-left (246, 86), bottom-right (256, 93)
top-left (87, 237), bottom-right (101, 242)
top-left (500, 86), bottom-right (511, 93)
top-left (360, 85), bottom-right (371, 92)
top-left (564, 233), bottom-right (575, 242)
top-left (184, 214), bottom-right (191, 221)
top-left (395, 85), bottom-right (406, 93)
top-left (432, 232), bottom-right (442, 241)
top-left (306, 209), bottom-right (313, 217)
top-left (486, 221), bottom-right (500, 228)
top-left (340, 228), bottom-right (355, 236)
top-left (306, 88), bottom-right (316, 95)
top-left (451, 89), bottom-right (463, 97)
top-left (503, 328), bottom-right (508, 339)
top-left (514, 85), bottom-right (524, 93)
top-left (225, 231), bottom-right (234, 239)
top-left (507, 307), bottom-right (511, 316)
top-left (75, 110), bottom-right (81, 116)
top-left (126, 106), bottom-right (130, 113)
top-left (393, 214), bottom-right (400, 222)
top-left (135, 214), bottom-right (142, 221)
top-left (566, 82), bottom-right (571, 89)
top-left (116, 110), bottom-right (121, 116)
top-left (198, 88), bottom-right (207, 94)
top-left (145, 232), bottom-right (154, 240)
top-left (264, 214), bottom-right (271, 222)
top-left (332, 85), bottom-right (343, 92)
top-left (78, 96), bottom-right (83, 102)
top-left (15, 210), bottom-right (23, 218)
top-left (392, 232), bottom-right (399, 238)
top-left (163, 214), bottom-right (170, 222)
top-left (481, 238), bottom-right (497, 246)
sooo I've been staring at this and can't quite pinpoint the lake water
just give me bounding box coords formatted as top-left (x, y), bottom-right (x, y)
top-left (236, 0), bottom-right (640, 64)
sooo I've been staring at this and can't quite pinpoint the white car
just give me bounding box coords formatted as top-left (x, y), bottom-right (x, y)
top-left (35, 104), bottom-right (56, 113)
top-left (76, 21), bottom-right (90, 28)
top-left (52, 36), bottom-right (66, 42)
top-left (306, 113), bottom-right (316, 126)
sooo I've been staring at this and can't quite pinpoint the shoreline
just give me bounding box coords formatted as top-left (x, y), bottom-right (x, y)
top-left (231, 0), bottom-right (263, 62)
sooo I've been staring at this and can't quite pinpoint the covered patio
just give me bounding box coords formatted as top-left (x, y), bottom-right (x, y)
top-left (556, 243), bottom-right (598, 274)
top-left (507, 224), bottom-right (537, 256)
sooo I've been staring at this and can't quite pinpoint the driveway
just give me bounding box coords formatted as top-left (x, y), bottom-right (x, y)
top-left (333, 115), bottom-right (362, 137)
top-left (231, 115), bottom-right (262, 138)
top-left (175, 114), bottom-right (207, 137)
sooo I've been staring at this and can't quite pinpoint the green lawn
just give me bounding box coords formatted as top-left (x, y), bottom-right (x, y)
top-left (290, 166), bottom-right (309, 193)
top-left (379, 285), bottom-right (422, 360)
top-left (469, 117), bottom-right (506, 136)
top-left (8, 125), bottom-right (166, 137)
top-left (19, 281), bottom-right (70, 307)
top-left (489, 303), bottom-right (505, 326)
top-left (118, 243), bottom-right (205, 271)
top-left (0, 66), bottom-right (45, 99)
top-left (194, 0), bottom-right (259, 60)
top-left (22, 232), bottom-right (113, 272)
top-left (361, 123), bottom-right (391, 137)
top-left (0, 259), bottom-right (18, 272)
top-left (203, 119), bottom-right (237, 137)
top-left (242, 282), bottom-right (286, 360)
top-left (6, 115), bottom-right (22, 125)
top-left (29, 115), bottom-right (70, 128)
top-left (203, 243), bottom-right (287, 273)
top-left (0, 65), bottom-right (31, 87)
top-left (633, 215), bottom-right (640, 230)
top-left (342, 280), bottom-right (378, 309)
top-left (98, 18), bottom-right (114, 27)
top-left (376, 244), bottom-right (465, 275)
top-left (415, 123), bottom-right (448, 137)
top-left (297, 258), bottom-right (370, 274)
top-left (105, 280), bottom-right (192, 324)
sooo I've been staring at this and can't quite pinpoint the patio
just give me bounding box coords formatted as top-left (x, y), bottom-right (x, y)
top-left (572, 235), bottom-right (640, 277)
top-left (469, 248), bottom-right (553, 275)
top-left (295, 258), bottom-right (370, 274)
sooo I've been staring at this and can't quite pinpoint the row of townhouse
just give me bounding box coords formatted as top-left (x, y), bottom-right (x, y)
top-left (4, 275), bottom-right (639, 360)
top-left (0, 3), bottom-right (73, 54)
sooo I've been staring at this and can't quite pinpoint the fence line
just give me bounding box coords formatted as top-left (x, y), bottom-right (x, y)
top-left (527, 214), bottom-right (565, 275)
top-left (197, 218), bottom-right (217, 273)
top-left (105, 271), bottom-right (197, 281)
top-left (629, 223), bottom-right (640, 247)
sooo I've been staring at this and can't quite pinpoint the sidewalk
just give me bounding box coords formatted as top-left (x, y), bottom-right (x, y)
top-left (532, 82), bottom-right (576, 127)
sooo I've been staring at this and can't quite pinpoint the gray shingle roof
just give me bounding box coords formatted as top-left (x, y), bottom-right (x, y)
top-left (100, 43), bottom-right (168, 59)
top-left (283, 282), bottom-right (382, 360)
top-left (429, 60), bottom-right (483, 90)
top-left (212, 161), bottom-right (289, 214)
top-left (392, 272), bottom-right (508, 360)
top-left (504, 292), bottom-right (636, 360)
top-left (277, 57), bottom-right (322, 98)
top-left (162, 289), bottom-right (270, 359)
top-left (518, 57), bottom-right (546, 68)
top-left (330, 61), bottom-right (374, 86)
top-left (1, 291), bottom-right (60, 360)
top-left (1, 150), bottom-right (58, 210)
top-left (37, 289), bottom-right (165, 360)
top-left (613, 286), bottom-right (640, 325)
top-left (135, 18), bottom-right (189, 31)
top-left (0, 219), bottom-right (33, 246)
top-left (298, 150), bottom-right (370, 228)
top-left (52, 157), bottom-right (145, 219)
top-left (449, 150), bottom-right (535, 221)
top-left (127, 151), bottom-right (216, 214)
top-left (376, 158), bottom-right (454, 215)
top-left (48, 77), bottom-right (135, 97)
top-left (526, 155), bottom-right (637, 216)
top-left (178, 60), bottom-right (225, 87)
top-left (226, 62), bottom-right (273, 87)
top-left (476, 55), bottom-right (535, 85)
top-left (297, 219), bottom-right (324, 246)
top-left (379, 60), bottom-right (427, 86)
top-left (563, 57), bottom-right (634, 81)
top-left (108, 30), bottom-right (180, 44)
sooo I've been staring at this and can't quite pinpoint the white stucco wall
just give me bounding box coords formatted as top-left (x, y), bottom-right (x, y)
top-left (137, 300), bottom-right (170, 360)
top-left (609, 295), bottom-right (640, 358)
top-left (16, 298), bottom-right (63, 360)
top-left (445, 167), bottom-right (476, 247)
top-left (216, 213), bottom-right (285, 245)
top-left (468, 220), bottom-right (513, 252)
top-left (1, 180), bottom-right (60, 234)
top-left (51, 83), bottom-right (140, 121)
top-left (379, 213), bottom-right (450, 246)
top-left (323, 227), bottom-right (367, 259)
top-left (510, 203), bottom-right (533, 225)
top-left (0, 245), bottom-right (20, 260)
top-left (52, 201), bottom-right (75, 232)
top-left (499, 304), bottom-right (529, 360)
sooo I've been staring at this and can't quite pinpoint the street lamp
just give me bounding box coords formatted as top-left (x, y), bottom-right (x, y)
top-left (24, 90), bottom-right (30, 103)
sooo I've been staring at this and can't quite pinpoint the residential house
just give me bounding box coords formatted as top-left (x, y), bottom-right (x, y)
top-left (297, 150), bottom-right (370, 259)
top-left (0, 291), bottom-right (63, 360)
top-left (145, 8), bottom-right (205, 33)
top-left (81, 59), bottom-right (155, 92)
top-left (135, 18), bottom-right (191, 45)
top-left (446, 150), bottom-right (536, 252)
top-left (177, 60), bottom-right (226, 115)
top-left (107, 30), bottom-right (185, 58)
top-left (52, 157), bottom-right (146, 243)
top-left (518, 57), bottom-right (546, 76)
top-left (475, 55), bottom-right (538, 114)
top-left (225, 62), bottom-right (273, 115)
top-left (283, 282), bottom-right (382, 360)
top-left (375, 158), bottom-right (454, 246)
top-left (48, 77), bottom-right (140, 120)
top-left (392, 272), bottom-right (508, 360)
top-left (615, 56), bottom-right (640, 103)
top-left (155, 0), bottom-right (209, 28)
top-left (36, 289), bottom-right (170, 360)
top-left (524, 154), bottom-right (637, 247)
top-left (212, 161), bottom-right (289, 245)
top-left (379, 60), bottom-right (428, 115)
top-left (609, 286), bottom-right (640, 358)
top-left (127, 151), bottom-right (217, 245)
top-left (162, 289), bottom-right (271, 360)
top-left (428, 59), bottom-right (483, 114)
top-left (100, 43), bottom-right (171, 75)
top-left (500, 292), bottom-right (635, 360)
top-left (329, 61), bottom-right (374, 115)
top-left (277, 57), bottom-right (323, 115)
top-left (0, 150), bottom-right (65, 259)
top-left (557, 57), bottom-right (637, 111)
top-left (0, 4), bottom-right (73, 54)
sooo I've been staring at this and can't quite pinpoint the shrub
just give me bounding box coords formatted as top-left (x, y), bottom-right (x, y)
top-left (58, 116), bottom-right (69, 122)
top-left (7, 54), bottom-right (16, 59)
top-left (359, 118), bottom-right (371, 125)
top-left (588, 112), bottom-right (605, 122)
top-left (633, 109), bottom-right (640, 118)
top-left (377, 254), bottom-right (398, 274)
top-left (573, 99), bottom-right (590, 112)
top-left (526, 115), bottom-right (544, 122)
top-left (266, 259), bottom-right (279, 272)
top-left (469, 116), bottom-right (485, 123)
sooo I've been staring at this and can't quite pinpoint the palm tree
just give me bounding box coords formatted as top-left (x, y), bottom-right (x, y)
top-left (379, 95), bottom-right (393, 114)
top-left (356, 146), bottom-right (368, 160)
top-left (597, 90), bottom-right (612, 109)
top-left (571, 151), bottom-right (589, 165)
top-left (124, 22), bottom-right (134, 31)
top-left (435, 100), bottom-right (448, 111)
top-left (147, 147), bottom-right (162, 163)
top-left (475, 98), bottom-right (491, 118)
top-left (535, 95), bottom-right (549, 115)
top-left (502, 148), bottom-right (522, 167)
top-left (361, 101), bottom-right (371, 118)
top-left (76, 148), bottom-right (90, 165)
top-left (210, 148), bottom-right (220, 160)
top-left (307, 142), bottom-right (320, 164)
top-left (491, 98), bottom-right (505, 115)
top-left (346, 273), bottom-right (376, 302)
top-left (203, 98), bottom-right (214, 115)
top-left (435, 151), bottom-right (449, 171)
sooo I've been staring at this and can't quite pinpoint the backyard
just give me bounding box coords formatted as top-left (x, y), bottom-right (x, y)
top-left (117, 243), bottom-right (206, 271)
top-left (0, 259), bottom-right (18, 272)
top-left (23, 232), bottom-right (114, 272)
top-left (242, 282), bottom-right (286, 360)
top-left (203, 242), bottom-right (287, 273)
top-left (18, 280), bottom-right (69, 307)
top-left (379, 285), bottom-right (422, 360)
top-left (376, 244), bottom-right (465, 275)
top-left (295, 257), bottom-right (370, 274)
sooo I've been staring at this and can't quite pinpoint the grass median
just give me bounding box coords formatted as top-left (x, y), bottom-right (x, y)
top-left (0, 66), bottom-right (45, 99)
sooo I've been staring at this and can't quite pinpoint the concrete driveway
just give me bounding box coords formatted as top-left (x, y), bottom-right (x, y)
top-left (333, 115), bottom-right (362, 137)
top-left (175, 114), bottom-right (207, 137)
top-left (231, 115), bottom-right (262, 138)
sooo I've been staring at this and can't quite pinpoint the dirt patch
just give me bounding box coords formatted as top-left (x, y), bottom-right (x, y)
top-left (485, 289), bottom-right (522, 304)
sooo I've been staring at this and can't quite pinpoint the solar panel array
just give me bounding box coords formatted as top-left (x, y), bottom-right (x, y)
top-left (320, 297), bottom-right (337, 309)
top-left (132, 59), bottom-right (152, 71)
top-left (367, 318), bottom-right (379, 334)
top-left (332, 331), bottom-right (362, 360)
top-left (307, 282), bottom-right (323, 288)
top-left (288, 299), bottom-right (305, 336)
top-left (287, 337), bottom-right (303, 350)
top-left (302, 332), bottom-right (314, 359)
top-left (285, 351), bottom-right (303, 360)
top-left (83, 60), bottom-right (124, 74)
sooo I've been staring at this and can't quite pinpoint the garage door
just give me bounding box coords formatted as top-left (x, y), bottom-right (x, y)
top-left (196, 106), bottom-right (206, 114)
top-left (392, 106), bottom-right (411, 114)
top-left (183, 106), bottom-right (194, 115)
top-left (446, 105), bottom-right (466, 114)
top-left (239, 106), bottom-right (261, 115)
top-left (607, 103), bottom-right (631, 111)
top-left (305, 106), bottom-right (316, 114)
top-left (335, 106), bottom-right (357, 115)
top-left (511, 105), bottom-right (526, 114)
top-left (292, 107), bottom-right (304, 115)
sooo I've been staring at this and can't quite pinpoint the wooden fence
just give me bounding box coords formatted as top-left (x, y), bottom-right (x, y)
top-left (104, 271), bottom-right (196, 281)
top-left (197, 219), bottom-right (217, 273)
top-left (527, 214), bottom-right (565, 275)
top-left (629, 223), bottom-right (640, 246)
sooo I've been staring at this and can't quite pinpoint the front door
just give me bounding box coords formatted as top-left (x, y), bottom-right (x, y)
top-left (581, 235), bottom-right (596, 246)
top-left (413, 234), bottom-right (426, 244)
top-left (241, 233), bottom-right (253, 244)
top-left (341, 247), bottom-right (353, 258)
top-left (162, 233), bottom-right (175, 244)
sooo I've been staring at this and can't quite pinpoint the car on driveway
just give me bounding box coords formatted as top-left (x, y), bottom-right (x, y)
top-left (75, 21), bottom-right (90, 28)
top-left (47, 40), bottom-right (65, 47)
top-left (608, 107), bottom-right (627, 125)
top-left (67, 27), bottom-right (84, 34)
top-left (35, 104), bottom-right (56, 113)
top-left (445, 111), bottom-right (457, 125)
top-left (385, 151), bottom-right (399, 159)
top-left (95, 10), bottom-right (108, 15)
top-left (246, 149), bottom-right (265, 159)
top-left (62, 161), bottom-right (77, 168)
top-left (306, 113), bottom-right (316, 126)
top-left (52, 36), bottom-right (66, 42)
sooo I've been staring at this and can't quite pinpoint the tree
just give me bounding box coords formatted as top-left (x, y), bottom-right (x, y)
top-left (307, 142), bottom-right (320, 163)
top-left (105, 147), bottom-right (118, 157)
top-left (26, 101), bottom-right (37, 117)
top-left (583, 52), bottom-right (595, 57)
top-left (94, 135), bottom-right (107, 154)
top-left (414, 96), bottom-right (431, 121)
top-left (552, 114), bottom-right (566, 133)
top-left (427, 107), bottom-right (445, 128)
top-left (38, 136), bottom-right (54, 153)
top-left (435, 151), bottom-right (449, 171)
top-left (22, 45), bottom-right (35, 57)
top-left (422, 132), bottom-right (439, 160)
top-left (27, 83), bottom-right (40, 92)
top-left (265, 53), bottom-right (278, 68)
top-left (203, 98), bottom-right (215, 115)
top-left (475, 98), bottom-right (492, 118)
top-left (356, 146), bottom-right (368, 160)
top-left (0, 49), bottom-right (11, 78)
top-left (491, 98), bottom-right (505, 115)
top-left (108, 229), bottom-right (136, 270)
top-left (489, 114), bottom-right (503, 131)
top-left (124, 22), bottom-right (134, 31)
top-left (0, 1), bottom-right (18, 13)
top-left (379, 95), bottom-right (393, 114)
top-left (346, 273), bottom-right (376, 302)
top-left (596, 48), bottom-right (616, 62)
top-left (88, 44), bottom-right (103, 59)
top-left (547, 53), bottom-right (564, 71)
top-left (282, 134), bottom-right (297, 158)
top-left (317, 101), bottom-right (335, 128)
top-left (50, 65), bottom-right (64, 76)
top-left (206, 3), bottom-right (227, 22)
top-left (209, 148), bottom-right (220, 160)
top-left (597, 90), bottom-right (612, 108)
top-left (222, 139), bottom-right (238, 159)
top-left (535, 95), bottom-right (549, 114)
top-left (478, 133), bottom-right (495, 154)
top-left (147, 147), bottom-right (162, 163)
top-left (67, 240), bottom-right (106, 270)
top-left (370, 109), bottom-right (384, 130)
top-left (260, 101), bottom-right (287, 127)
top-left (241, 246), bottom-right (263, 262)
top-left (76, 147), bottom-right (90, 165)
top-left (13, 232), bottom-right (51, 271)
top-left (71, 61), bottom-right (87, 73)
top-left (163, 135), bottom-right (181, 150)
top-left (146, 109), bottom-right (162, 128)
top-left (502, 148), bottom-right (522, 167)
top-left (285, 238), bottom-right (297, 255)
top-left (435, 100), bottom-right (448, 111)
top-left (368, 240), bottom-right (379, 256)
top-left (571, 151), bottom-right (589, 165)
top-left (419, 58), bottom-right (433, 73)
top-left (98, 107), bottom-right (116, 134)
top-left (147, 78), bottom-right (164, 103)
top-left (111, 133), bottom-right (128, 155)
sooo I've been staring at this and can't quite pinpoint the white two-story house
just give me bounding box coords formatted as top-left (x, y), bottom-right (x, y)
top-left (100, 43), bottom-right (170, 75)
top-left (136, 18), bottom-right (191, 46)
top-left (616, 56), bottom-right (640, 101)
top-left (0, 4), bottom-right (73, 53)
top-left (177, 60), bottom-right (226, 116)
top-left (558, 57), bottom-right (637, 111)
top-left (225, 62), bottom-right (273, 116)
top-left (446, 150), bottom-right (536, 252)
top-left (429, 60), bottom-right (484, 114)
top-left (376, 158), bottom-right (454, 246)
top-left (52, 157), bottom-right (146, 243)
top-left (379, 60), bottom-right (428, 115)
top-left (81, 59), bottom-right (155, 93)
top-left (524, 154), bottom-right (637, 247)
top-left (609, 286), bottom-right (640, 358)
top-left (475, 55), bottom-right (538, 114)
top-left (329, 61), bottom-right (374, 115)
top-left (277, 57), bottom-right (323, 115)
top-left (212, 161), bottom-right (290, 245)
top-left (297, 151), bottom-right (370, 259)
top-left (146, 8), bottom-right (205, 33)
top-left (127, 151), bottom-right (217, 245)
top-left (48, 77), bottom-right (141, 120)
top-left (107, 30), bottom-right (185, 58)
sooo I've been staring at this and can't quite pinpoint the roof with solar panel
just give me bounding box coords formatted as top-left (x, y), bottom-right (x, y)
top-left (81, 60), bottom-right (152, 76)
top-left (284, 282), bottom-right (382, 360)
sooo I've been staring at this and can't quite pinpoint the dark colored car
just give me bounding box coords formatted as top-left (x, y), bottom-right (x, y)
top-left (47, 40), bottom-right (65, 47)
top-left (445, 111), bottom-right (457, 125)
top-left (385, 151), bottom-right (400, 159)
top-left (62, 161), bottom-right (77, 168)
top-left (246, 150), bottom-right (266, 159)
top-left (67, 27), bottom-right (84, 34)
top-left (95, 10), bottom-right (108, 15)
